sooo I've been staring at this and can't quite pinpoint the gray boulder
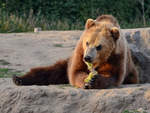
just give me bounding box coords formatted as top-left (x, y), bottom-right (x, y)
top-left (123, 28), bottom-right (150, 83)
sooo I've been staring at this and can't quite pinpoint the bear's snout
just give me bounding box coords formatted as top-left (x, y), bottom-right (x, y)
top-left (84, 56), bottom-right (92, 62)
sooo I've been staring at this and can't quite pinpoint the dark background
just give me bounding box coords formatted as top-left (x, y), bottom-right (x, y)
top-left (0, 0), bottom-right (150, 32)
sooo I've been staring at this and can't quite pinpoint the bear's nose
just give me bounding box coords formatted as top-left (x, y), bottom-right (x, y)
top-left (84, 56), bottom-right (92, 62)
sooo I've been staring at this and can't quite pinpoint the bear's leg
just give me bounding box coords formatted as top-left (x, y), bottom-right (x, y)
top-left (124, 67), bottom-right (139, 84)
top-left (123, 49), bottom-right (139, 84)
top-left (68, 71), bottom-right (89, 88)
top-left (13, 59), bottom-right (69, 85)
top-left (124, 52), bottom-right (139, 84)
top-left (74, 72), bottom-right (89, 88)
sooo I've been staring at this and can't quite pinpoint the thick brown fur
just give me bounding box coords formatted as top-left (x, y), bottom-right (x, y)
top-left (13, 59), bottom-right (69, 85)
top-left (96, 15), bottom-right (120, 28)
top-left (13, 15), bottom-right (139, 89)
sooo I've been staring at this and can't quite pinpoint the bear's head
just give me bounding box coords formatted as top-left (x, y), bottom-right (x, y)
top-left (82, 18), bottom-right (120, 68)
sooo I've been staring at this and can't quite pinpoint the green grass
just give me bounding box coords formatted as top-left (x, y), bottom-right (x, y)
top-left (0, 60), bottom-right (10, 65)
top-left (0, 10), bottom-right (83, 33)
top-left (122, 109), bottom-right (147, 113)
top-left (0, 68), bottom-right (22, 78)
top-left (57, 84), bottom-right (73, 89)
top-left (53, 44), bottom-right (63, 47)
top-left (1, 9), bottom-right (150, 33)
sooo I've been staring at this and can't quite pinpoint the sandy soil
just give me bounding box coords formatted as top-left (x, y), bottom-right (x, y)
top-left (0, 31), bottom-right (82, 72)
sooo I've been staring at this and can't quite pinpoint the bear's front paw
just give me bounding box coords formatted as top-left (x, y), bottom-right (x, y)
top-left (84, 74), bottom-right (99, 89)
top-left (12, 75), bottom-right (23, 86)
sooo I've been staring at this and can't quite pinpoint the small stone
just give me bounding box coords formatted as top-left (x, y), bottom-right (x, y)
top-left (34, 27), bottom-right (42, 33)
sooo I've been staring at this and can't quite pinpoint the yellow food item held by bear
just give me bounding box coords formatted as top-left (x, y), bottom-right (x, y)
top-left (84, 62), bottom-right (98, 83)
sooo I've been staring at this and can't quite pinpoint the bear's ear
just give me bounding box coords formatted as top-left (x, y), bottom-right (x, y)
top-left (110, 27), bottom-right (120, 40)
top-left (85, 19), bottom-right (95, 29)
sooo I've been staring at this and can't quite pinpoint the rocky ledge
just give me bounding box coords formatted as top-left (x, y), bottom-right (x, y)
top-left (0, 79), bottom-right (150, 113)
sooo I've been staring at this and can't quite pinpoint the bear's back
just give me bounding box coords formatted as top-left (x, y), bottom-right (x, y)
top-left (96, 15), bottom-right (120, 28)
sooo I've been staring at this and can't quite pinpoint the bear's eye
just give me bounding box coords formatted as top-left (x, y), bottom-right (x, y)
top-left (86, 42), bottom-right (89, 46)
top-left (96, 45), bottom-right (102, 51)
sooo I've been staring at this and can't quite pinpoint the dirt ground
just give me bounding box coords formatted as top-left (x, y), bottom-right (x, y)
top-left (0, 31), bottom-right (82, 73)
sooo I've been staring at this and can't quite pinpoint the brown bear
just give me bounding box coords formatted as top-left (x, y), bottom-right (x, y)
top-left (13, 15), bottom-right (139, 89)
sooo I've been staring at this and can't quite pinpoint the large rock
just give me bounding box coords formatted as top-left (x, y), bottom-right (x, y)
top-left (0, 79), bottom-right (150, 113)
top-left (122, 28), bottom-right (150, 83)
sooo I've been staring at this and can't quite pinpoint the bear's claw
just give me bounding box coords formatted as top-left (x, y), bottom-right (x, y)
top-left (84, 74), bottom-right (99, 89)
top-left (12, 75), bottom-right (23, 85)
top-left (84, 83), bottom-right (90, 89)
